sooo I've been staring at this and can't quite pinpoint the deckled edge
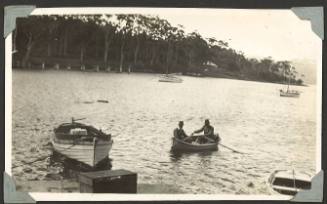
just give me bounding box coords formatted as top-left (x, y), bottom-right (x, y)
top-left (291, 7), bottom-right (324, 40)
top-left (3, 172), bottom-right (36, 204)
top-left (291, 170), bottom-right (324, 202)
top-left (4, 5), bottom-right (36, 38)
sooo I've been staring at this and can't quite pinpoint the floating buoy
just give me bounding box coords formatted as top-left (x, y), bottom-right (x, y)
top-left (83, 101), bottom-right (94, 104)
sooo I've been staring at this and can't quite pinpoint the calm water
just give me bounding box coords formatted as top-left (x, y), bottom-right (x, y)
top-left (12, 70), bottom-right (316, 194)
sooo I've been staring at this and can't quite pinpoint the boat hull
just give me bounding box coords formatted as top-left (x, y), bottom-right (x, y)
top-left (268, 170), bottom-right (311, 196)
top-left (171, 137), bottom-right (218, 152)
top-left (51, 138), bottom-right (113, 167)
top-left (280, 92), bottom-right (300, 97)
top-left (270, 185), bottom-right (300, 195)
top-left (159, 79), bottom-right (182, 83)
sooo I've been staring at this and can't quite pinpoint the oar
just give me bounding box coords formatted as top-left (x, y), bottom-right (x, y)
top-left (218, 143), bottom-right (247, 154)
top-left (191, 134), bottom-right (247, 154)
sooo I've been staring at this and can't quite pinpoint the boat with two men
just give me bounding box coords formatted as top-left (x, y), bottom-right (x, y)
top-left (171, 134), bottom-right (220, 152)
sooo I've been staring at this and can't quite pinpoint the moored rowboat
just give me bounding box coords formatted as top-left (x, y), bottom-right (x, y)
top-left (51, 119), bottom-right (113, 167)
top-left (268, 170), bottom-right (312, 195)
top-left (171, 135), bottom-right (219, 152)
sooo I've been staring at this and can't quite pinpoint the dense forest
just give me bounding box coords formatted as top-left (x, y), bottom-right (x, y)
top-left (13, 14), bottom-right (303, 85)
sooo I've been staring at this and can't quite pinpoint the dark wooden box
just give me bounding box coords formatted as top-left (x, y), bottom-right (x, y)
top-left (79, 169), bottom-right (137, 193)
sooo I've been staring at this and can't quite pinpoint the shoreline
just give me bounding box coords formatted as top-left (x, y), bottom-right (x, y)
top-left (12, 68), bottom-right (308, 87)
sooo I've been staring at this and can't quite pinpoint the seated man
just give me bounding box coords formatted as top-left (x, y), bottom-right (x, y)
top-left (174, 121), bottom-right (191, 142)
top-left (192, 119), bottom-right (215, 144)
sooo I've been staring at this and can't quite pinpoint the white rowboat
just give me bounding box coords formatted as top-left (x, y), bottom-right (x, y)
top-left (268, 170), bottom-right (312, 195)
top-left (51, 120), bottom-right (113, 167)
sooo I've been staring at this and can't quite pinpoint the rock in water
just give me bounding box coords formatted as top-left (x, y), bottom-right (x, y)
top-left (247, 182), bottom-right (254, 188)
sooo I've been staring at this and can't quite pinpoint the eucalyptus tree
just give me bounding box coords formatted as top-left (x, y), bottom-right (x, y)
top-left (207, 37), bottom-right (218, 48)
top-left (234, 51), bottom-right (246, 73)
top-left (98, 14), bottom-right (117, 70)
top-left (248, 58), bottom-right (260, 76)
top-left (16, 16), bottom-right (50, 67)
top-left (116, 14), bottom-right (135, 72)
top-left (41, 15), bottom-right (61, 57)
top-left (163, 22), bottom-right (177, 74)
top-left (145, 17), bottom-right (178, 73)
top-left (277, 60), bottom-right (292, 83)
top-left (260, 57), bottom-right (274, 73)
top-left (130, 14), bottom-right (150, 67)
top-left (170, 25), bottom-right (186, 73)
top-left (289, 66), bottom-right (297, 84)
top-left (53, 15), bottom-right (73, 57)
top-left (182, 31), bottom-right (209, 73)
top-left (68, 15), bottom-right (101, 69)
top-left (217, 40), bottom-right (229, 48)
top-left (147, 16), bottom-right (165, 68)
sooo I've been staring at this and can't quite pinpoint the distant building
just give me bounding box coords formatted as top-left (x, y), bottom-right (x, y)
top-left (203, 61), bottom-right (218, 68)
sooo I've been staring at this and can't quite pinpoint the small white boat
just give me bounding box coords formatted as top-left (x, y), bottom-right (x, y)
top-left (159, 74), bottom-right (183, 83)
top-left (51, 119), bottom-right (113, 167)
top-left (268, 170), bottom-right (312, 195)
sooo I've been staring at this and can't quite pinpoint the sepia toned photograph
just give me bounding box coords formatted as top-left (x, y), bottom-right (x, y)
top-left (6, 7), bottom-right (322, 198)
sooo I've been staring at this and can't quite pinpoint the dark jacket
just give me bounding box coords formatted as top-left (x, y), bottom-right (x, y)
top-left (174, 128), bottom-right (188, 140)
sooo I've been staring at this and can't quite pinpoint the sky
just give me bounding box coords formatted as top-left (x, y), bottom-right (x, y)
top-left (32, 8), bottom-right (321, 62)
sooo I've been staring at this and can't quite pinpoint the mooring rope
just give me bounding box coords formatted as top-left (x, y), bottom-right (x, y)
top-left (12, 155), bottom-right (50, 169)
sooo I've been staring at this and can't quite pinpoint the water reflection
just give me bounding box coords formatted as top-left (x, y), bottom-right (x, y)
top-left (169, 150), bottom-right (215, 162)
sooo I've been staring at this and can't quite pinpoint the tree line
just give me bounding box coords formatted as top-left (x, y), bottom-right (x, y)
top-left (13, 14), bottom-right (303, 85)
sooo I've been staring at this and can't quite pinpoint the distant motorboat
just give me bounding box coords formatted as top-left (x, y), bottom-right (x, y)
top-left (51, 118), bottom-right (113, 167)
top-left (268, 170), bottom-right (312, 195)
top-left (159, 74), bottom-right (183, 83)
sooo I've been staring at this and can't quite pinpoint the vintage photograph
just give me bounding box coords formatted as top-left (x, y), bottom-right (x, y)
top-left (9, 8), bottom-right (321, 196)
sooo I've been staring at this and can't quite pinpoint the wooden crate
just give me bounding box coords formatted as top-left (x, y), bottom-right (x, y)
top-left (79, 169), bottom-right (137, 193)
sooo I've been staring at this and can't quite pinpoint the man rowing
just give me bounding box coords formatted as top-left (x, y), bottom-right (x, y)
top-left (192, 119), bottom-right (218, 144)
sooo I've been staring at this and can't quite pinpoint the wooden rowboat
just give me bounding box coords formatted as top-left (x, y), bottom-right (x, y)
top-left (51, 119), bottom-right (113, 167)
top-left (171, 135), bottom-right (219, 152)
